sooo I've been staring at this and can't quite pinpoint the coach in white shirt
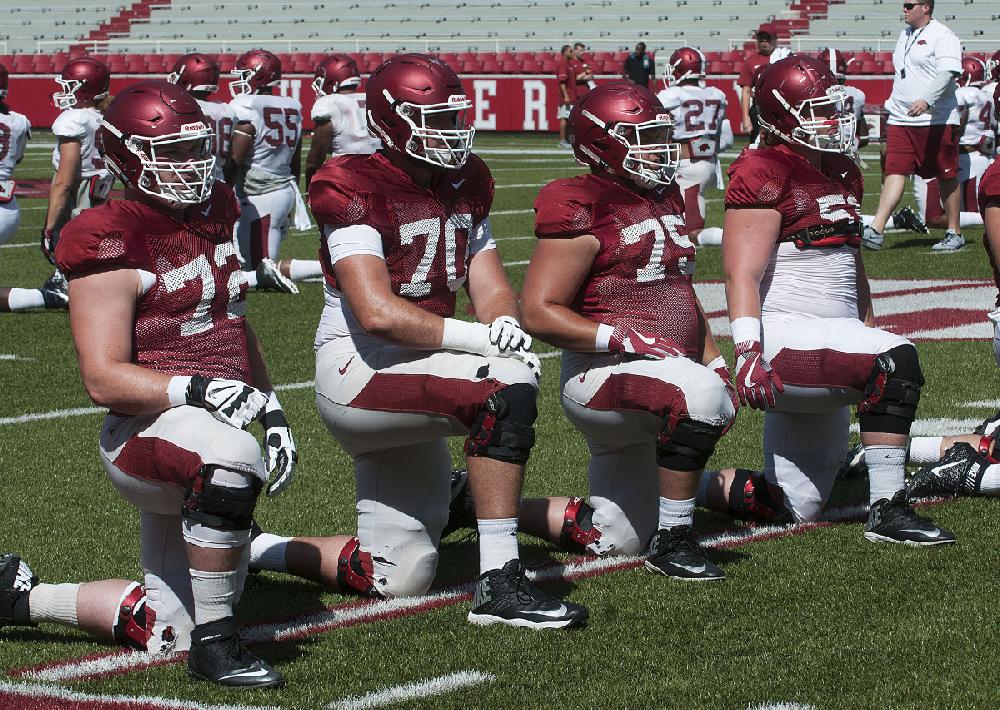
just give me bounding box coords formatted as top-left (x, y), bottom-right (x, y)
top-left (863, 0), bottom-right (964, 251)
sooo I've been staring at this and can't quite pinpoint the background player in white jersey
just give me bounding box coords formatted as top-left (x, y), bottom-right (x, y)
top-left (305, 53), bottom-right (380, 187)
top-left (167, 53), bottom-right (235, 186)
top-left (909, 57), bottom-right (995, 233)
top-left (657, 47), bottom-right (730, 246)
top-left (227, 49), bottom-right (306, 294)
top-left (0, 62), bottom-right (67, 312)
top-left (40, 57), bottom-right (114, 299)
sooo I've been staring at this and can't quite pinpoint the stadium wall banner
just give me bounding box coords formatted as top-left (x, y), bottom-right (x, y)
top-left (9, 74), bottom-right (894, 133)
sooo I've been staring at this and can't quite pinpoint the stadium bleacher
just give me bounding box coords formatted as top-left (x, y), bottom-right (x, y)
top-left (0, 0), bottom-right (995, 75)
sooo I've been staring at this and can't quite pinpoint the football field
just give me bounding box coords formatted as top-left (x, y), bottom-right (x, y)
top-left (1, 131), bottom-right (998, 709)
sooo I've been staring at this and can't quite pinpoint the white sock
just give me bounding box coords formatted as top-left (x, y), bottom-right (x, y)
top-left (866, 445), bottom-right (906, 505)
top-left (189, 568), bottom-right (238, 625)
top-left (658, 496), bottom-right (695, 530)
top-left (249, 532), bottom-right (290, 573)
top-left (980, 464), bottom-right (1000, 495)
top-left (288, 259), bottom-right (323, 281)
top-left (243, 270), bottom-right (258, 289)
top-left (908, 436), bottom-right (944, 465)
top-left (28, 583), bottom-right (80, 627)
top-left (7, 288), bottom-right (46, 311)
top-left (477, 517), bottom-right (518, 575)
top-left (959, 212), bottom-right (983, 228)
top-left (696, 471), bottom-right (716, 506)
top-left (698, 227), bottom-right (723, 246)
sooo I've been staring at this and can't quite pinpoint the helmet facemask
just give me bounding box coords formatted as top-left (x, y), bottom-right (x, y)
top-left (761, 84), bottom-right (857, 155)
top-left (228, 65), bottom-right (277, 97)
top-left (590, 111), bottom-right (680, 187)
top-left (103, 120), bottom-right (216, 207)
top-left (53, 78), bottom-right (83, 109)
top-left (168, 65), bottom-right (218, 94)
top-left (389, 90), bottom-right (475, 168)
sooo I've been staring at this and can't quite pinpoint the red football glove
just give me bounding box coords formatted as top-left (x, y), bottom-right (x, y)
top-left (609, 325), bottom-right (684, 360)
top-left (734, 340), bottom-right (784, 410)
top-left (41, 228), bottom-right (56, 266)
top-left (713, 361), bottom-right (740, 414)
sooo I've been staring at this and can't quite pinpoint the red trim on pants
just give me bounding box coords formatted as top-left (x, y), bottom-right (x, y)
top-left (769, 348), bottom-right (876, 390)
top-left (349, 373), bottom-right (507, 428)
top-left (113, 435), bottom-right (203, 488)
top-left (585, 372), bottom-right (688, 427)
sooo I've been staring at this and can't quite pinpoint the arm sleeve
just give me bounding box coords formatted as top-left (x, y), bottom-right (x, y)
top-left (323, 223), bottom-right (385, 264)
top-left (469, 217), bottom-right (498, 256)
top-left (922, 69), bottom-right (958, 106)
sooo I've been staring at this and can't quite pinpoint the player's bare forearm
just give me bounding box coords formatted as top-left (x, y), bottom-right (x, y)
top-left (226, 124), bottom-right (254, 184)
top-left (695, 298), bottom-right (722, 366)
top-left (722, 208), bottom-right (779, 322)
top-left (305, 122), bottom-right (332, 187)
top-left (291, 138), bottom-right (302, 183)
top-left (246, 325), bottom-right (274, 392)
top-left (521, 235), bottom-right (600, 350)
top-left (69, 269), bottom-right (174, 414)
top-left (855, 252), bottom-right (875, 326)
top-left (44, 181), bottom-right (73, 230)
top-left (524, 300), bottom-right (602, 352)
top-left (466, 248), bottom-right (520, 324)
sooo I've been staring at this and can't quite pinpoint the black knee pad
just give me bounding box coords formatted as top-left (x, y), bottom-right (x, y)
top-left (656, 417), bottom-right (726, 472)
top-left (728, 469), bottom-right (793, 525)
top-left (182, 465), bottom-right (262, 531)
top-left (464, 383), bottom-right (537, 464)
top-left (858, 344), bottom-right (924, 435)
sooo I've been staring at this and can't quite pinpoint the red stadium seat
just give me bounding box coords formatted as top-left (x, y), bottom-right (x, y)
top-left (290, 55), bottom-right (311, 73)
top-left (540, 58), bottom-right (559, 73)
top-left (520, 59), bottom-right (542, 74)
top-left (496, 51), bottom-right (515, 64)
top-left (479, 59), bottom-right (501, 74)
top-left (217, 53), bottom-right (237, 70)
top-left (12, 56), bottom-right (36, 74)
top-left (460, 59), bottom-right (482, 74)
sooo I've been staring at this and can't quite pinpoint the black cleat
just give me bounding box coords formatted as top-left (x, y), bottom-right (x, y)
top-left (188, 616), bottom-right (284, 688)
top-left (255, 258), bottom-right (298, 294)
top-left (864, 491), bottom-right (955, 546)
top-left (467, 560), bottom-right (588, 629)
top-left (0, 553), bottom-right (37, 627)
top-left (906, 443), bottom-right (990, 499)
top-left (644, 526), bottom-right (725, 581)
top-left (839, 443), bottom-right (867, 479)
top-left (973, 409), bottom-right (1000, 438)
top-left (41, 272), bottom-right (69, 309)
top-left (441, 468), bottom-right (477, 539)
top-left (891, 206), bottom-right (929, 234)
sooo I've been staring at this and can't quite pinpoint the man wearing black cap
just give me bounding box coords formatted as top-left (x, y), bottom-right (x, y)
top-left (738, 23), bottom-right (791, 136)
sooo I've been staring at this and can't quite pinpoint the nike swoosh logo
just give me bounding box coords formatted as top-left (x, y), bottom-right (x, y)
top-left (634, 332), bottom-right (657, 345)
top-left (451, 178), bottom-right (466, 189)
top-left (900, 528), bottom-right (942, 538)
top-left (531, 604), bottom-right (569, 618)
top-left (840, 172), bottom-right (849, 178)
top-left (338, 356), bottom-right (355, 375)
top-left (932, 461), bottom-right (965, 474)
top-left (200, 204), bottom-right (212, 217)
top-left (743, 367), bottom-right (758, 390)
top-left (220, 667), bottom-right (272, 679)
top-left (672, 562), bottom-right (706, 574)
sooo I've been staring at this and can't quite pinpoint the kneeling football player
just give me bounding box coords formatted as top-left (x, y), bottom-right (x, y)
top-left (2, 81), bottom-right (296, 688)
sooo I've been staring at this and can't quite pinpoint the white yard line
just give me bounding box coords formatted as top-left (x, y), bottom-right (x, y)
top-left (327, 670), bottom-right (494, 709)
top-left (963, 400), bottom-right (1000, 409)
top-left (0, 680), bottom-right (271, 710)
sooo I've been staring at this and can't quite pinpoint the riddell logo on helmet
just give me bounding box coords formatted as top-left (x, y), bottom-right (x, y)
top-left (448, 95), bottom-right (467, 104)
top-left (656, 114), bottom-right (671, 122)
top-left (180, 122), bottom-right (206, 134)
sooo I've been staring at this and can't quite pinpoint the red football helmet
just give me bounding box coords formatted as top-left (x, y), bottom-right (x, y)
top-left (819, 47), bottom-right (850, 83)
top-left (229, 49), bottom-right (281, 97)
top-left (959, 57), bottom-right (986, 87)
top-left (97, 80), bottom-right (215, 207)
top-left (569, 82), bottom-right (679, 187)
top-left (753, 55), bottom-right (856, 154)
top-left (53, 57), bottom-right (111, 110)
top-left (366, 53), bottom-right (474, 169)
top-left (312, 54), bottom-right (361, 96)
top-left (988, 50), bottom-right (1000, 83)
top-left (0, 63), bottom-right (8, 100)
top-left (666, 47), bottom-right (706, 87)
top-left (167, 53), bottom-right (221, 94)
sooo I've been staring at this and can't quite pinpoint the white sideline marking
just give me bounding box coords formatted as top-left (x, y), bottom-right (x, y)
top-left (849, 417), bottom-right (982, 436)
top-left (0, 680), bottom-right (269, 710)
top-left (962, 400), bottom-right (1000, 409)
top-left (0, 406), bottom-right (103, 425)
top-left (0, 354), bottom-right (35, 361)
top-left (505, 259), bottom-right (530, 266)
top-left (327, 670), bottom-right (494, 709)
top-left (748, 704), bottom-right (818, 710)
top-left (495, 183), bottom-right (545, 190)
top-left (490, 208), bottom-right (533, 215)
top-left (0, 242), bottom-right (35, 249)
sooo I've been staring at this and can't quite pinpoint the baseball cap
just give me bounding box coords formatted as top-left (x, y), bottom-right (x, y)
top-left (756, 23), bottom-right (777, 39)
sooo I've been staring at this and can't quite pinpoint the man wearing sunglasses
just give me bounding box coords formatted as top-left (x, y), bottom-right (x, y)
top-left (863, 0), bottom-right (963, 251)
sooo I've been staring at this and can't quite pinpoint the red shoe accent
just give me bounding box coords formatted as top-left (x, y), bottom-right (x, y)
top-left (113, 582), bottom-right (152, 651)
top-left (560, 497), bottom-right (602, 552)
top-left (336, 537), bottom-right (381, 598)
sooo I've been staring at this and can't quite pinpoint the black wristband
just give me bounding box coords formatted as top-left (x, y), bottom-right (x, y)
top-left (185, 375), bottom-right (210, 408)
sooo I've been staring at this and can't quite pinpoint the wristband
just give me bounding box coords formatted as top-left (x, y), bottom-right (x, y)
top-left (441, 318), bottom-right (489, 354)
top-left (729, 316), bottom-right (762, 345)
top-left (166, 375), bottom-right (192, 407)
top-left (594, 323), bottom-right (614, 352)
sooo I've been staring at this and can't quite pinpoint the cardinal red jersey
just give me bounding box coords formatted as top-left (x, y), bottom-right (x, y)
top-left (310, 151), bottom-right (493, 318)
top-left (980, 160), bottom-right (1000, 307)
top-left (534, 172), bottom-right (700, 357)
top-left (55, 183), bottom-right (252, 382)
top-left (726, 143), bottom-right (864, 248)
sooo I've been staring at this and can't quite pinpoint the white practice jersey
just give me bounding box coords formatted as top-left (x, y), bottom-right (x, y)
top-left (311, 93), bottom-right (380, 156)
top-left (230, 93), bottom-right (302, 177)
top-left (761, 245), bottom-right (859, 322)
top-left (0, 109), bottom-right (31, 181)
top-left (956, 86), bottom-right (993, 147)
top-left (51, 107), bottom-right (107, 178)
top-left (196, 99), bottom-right (237, 182)
top-left (657, 84), bottom-right (727, 157)
top-left (842, 84), bottom-right (866, 125)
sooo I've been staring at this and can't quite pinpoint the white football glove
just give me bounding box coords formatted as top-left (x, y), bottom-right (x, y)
top-left (185, 376), bottom-right (268, 430)
top-left (512, 349), bottom-right (542, 382)
top-left (261, 392), bottom-right (298, 497)
top-left (488, 315), bottom-right (532, 354)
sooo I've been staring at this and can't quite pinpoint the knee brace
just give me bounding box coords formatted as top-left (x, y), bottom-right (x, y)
top-left (656, 417), bottom-right (726, 472)
top-left (182, 466), bottom-right (262, 547)
top-left (113, 582), bottom-right (156, 652)
top-left (464, 383), bottom-right (537, 465)
top-left (728, 469), bottom-right (793, 525)
top-left (858, 345), bottom-right (923, 435)
top-left (336, 537), bottom-right (382, 598)
top-left (559, 497), bottom-right (602, 554)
